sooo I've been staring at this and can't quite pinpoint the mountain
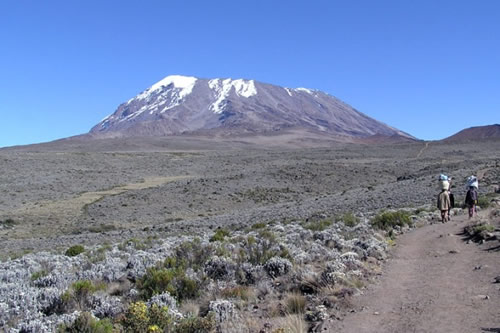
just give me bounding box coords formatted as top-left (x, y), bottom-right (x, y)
top-left (90, 75), bottom-right (415, 141)
top-left (442, 124), bottom-right (500, 142)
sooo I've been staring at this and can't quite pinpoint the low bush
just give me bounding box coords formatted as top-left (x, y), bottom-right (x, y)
top-left (122, 302), bottom-right (215, 333)
top-left (57, 311), bottom-right (113, 333)
top-left (174, 313), bottom-right (216, 333)
top-left (371, 210), bottom-right (411, 230)
top-left (31, 269), bottom-right (48, 281)
top-left (209, 228), bottom-right (230, 242)
top-left (137, 266), bottom-right (199, 302)
top-left (341, 212), bottom-right (359, 227)
top-left (302, 218), bottom-right (333, 231)
top-left (65, 245), bottom-right (85, 257)
top-left (0, 218), bottom-right (17, 228)
top-left (251, 222), bottom-right (267, 230)
top-left (174, 238), bottom-right (213, 271)
top-left (63, 280), bottom-right (106, 310)
top-left (472, 224), bottom-right (495, 233)
top-left (477, 195), bottom-right (494, 208)
top-left (237, 232), bottom-right (291, 266)
top-left (122, 301), bottom-right (152, 332)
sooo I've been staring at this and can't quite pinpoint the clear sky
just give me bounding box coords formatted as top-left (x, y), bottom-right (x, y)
top-left (1, 0), bottom-right (498, 148)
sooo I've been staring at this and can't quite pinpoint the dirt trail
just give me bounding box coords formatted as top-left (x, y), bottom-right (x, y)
top-left (327, 212), bottom-right (500, 333)
top-left (416, 142), bottom-right (430, 158)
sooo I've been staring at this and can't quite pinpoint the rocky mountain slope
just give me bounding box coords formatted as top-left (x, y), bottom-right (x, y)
top-left (443, 124), bottom-right (500, 142)
top-left (90, 75), bottom-right (414, 140)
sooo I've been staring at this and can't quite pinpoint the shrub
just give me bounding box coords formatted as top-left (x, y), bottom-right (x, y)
top-left (472, 224), bottom-right (495, 233)
top-left (148, 304), bottom-right (174, 331)
top-left (31, 269), bottom-right (48, 281)
top-left (71, 280), bottom-right (105, 309)
top-left (138, 267), bottom-right (199, 302)
top-left (251, 222), bottom-right (266, 230)
top-left (122, 302), bottom-right (215, 333)
top-left (174, 238), bottom-right (213, 271)
top-left (477, 196), bottom-right (491, 208)
top-left (0, 218), bottom-right (17, 228)
top-left (122, 302), bottom-right (150, 332)
top-left (302, 218), bottom-right (333, 231)
top-left (341, 212), bottom-right (359, 227)
top-left (209, 229), bottom-right (230, 242)
top-left (371, 210), bottom-right (411, 230)
top-left (174, 313), bottom-right (216, 333)
top-left (65, 245), bottom-right (85, 257)
top-left (237, 233), bottom-right (291, 266)
top-left (58, 311), bottom-right (113, 333)
top-left (60, 280), bottom-right (106, 311)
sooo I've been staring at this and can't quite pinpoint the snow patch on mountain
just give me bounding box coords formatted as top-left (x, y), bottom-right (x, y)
top-left (295, 87), bottom-right (315, 95)
top-left (107, 76), bottom-right (199, 123)
top-left (136, 75), bottom-right (197, 101)
top-left (208, 79), bottom-right (257, 113)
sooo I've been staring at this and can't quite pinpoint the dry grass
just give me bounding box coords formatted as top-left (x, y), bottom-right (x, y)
top-left (273, 314), bottom-right (308, 333)
top-left (285, 292), bottom-right (306, 314)
top-left (6, 176), bottom-right (191, 238)
top-left (220, 285), bottom-right (256, 303)
top-left (180, 300), bottom-right (200, 317)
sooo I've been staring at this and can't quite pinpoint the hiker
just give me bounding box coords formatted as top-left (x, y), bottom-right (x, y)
top-left (465, 186), bottom-right (478, 218)
top-left (447, 178), bottom-right (455, 221)
top-left (437, 183), bottom-right (451, 223)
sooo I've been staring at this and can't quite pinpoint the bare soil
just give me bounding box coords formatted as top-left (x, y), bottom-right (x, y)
top-left (324, 210), bottom-right (500, 333)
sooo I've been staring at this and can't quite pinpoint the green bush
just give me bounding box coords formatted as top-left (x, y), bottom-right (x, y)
top-left (477, 196), bottom-right (491, 208)
top-left (65, 245), bottom-right (85, 257)
top-left (251, 222), bottom-right (267, 230)
top-left (174, 238), bottom-right (213, 271)
top-left (371, 210), bottom-right (411, 230)
top-left (237, 233), bottom-right (291, 266)
top-left (209, 229), bottom-right (230, 242)
top-left (302, 218), bottom-right (333, 231)
top-left (0, 219), bottom-right (17, 228)
top-left (138, 266), bottom-right (199, 302)
top-left (58, 312), bottom-right (113, 333)
top-left (341, 212), bottom-right (359, 227)
top-left (122, 301), bottom-right (151, 332)
top-left (122, 302), bottom-right (215, 333)
top-left (31, 269), bottom-right (48, 281)
top-left (175, 313), bottom-right (216, 333)
top-left (61, 280), bottom-right (106, 311)
top-left (473, 224), bottom-right (495, 233)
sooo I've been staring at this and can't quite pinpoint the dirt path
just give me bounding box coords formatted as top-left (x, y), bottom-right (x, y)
top-left (416, 142), bottom-right (430, 158)
top-left (326, 212), bottom-right (500, 333)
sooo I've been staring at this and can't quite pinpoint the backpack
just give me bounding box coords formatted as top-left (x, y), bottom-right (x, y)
top-left (466, 188), bottom-right (478, 205)
top-left (470, 188), bottom-right (478, 201)
top-left (449, 192), bottom-right (455, 208)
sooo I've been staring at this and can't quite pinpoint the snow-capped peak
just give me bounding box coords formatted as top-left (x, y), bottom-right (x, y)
top-left (208, 78), bottom-right (257, 113)
top-left (135, 75), bottom-right (198, 101)
top-left (149, 75), bottom-right (198, 93)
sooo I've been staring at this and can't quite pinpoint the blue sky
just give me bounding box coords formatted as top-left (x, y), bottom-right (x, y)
top-left (1, 0), bottom-right (498, 147)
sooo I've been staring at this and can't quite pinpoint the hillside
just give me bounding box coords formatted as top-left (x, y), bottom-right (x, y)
top-left (443, 124), bottom-right (500, 142)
